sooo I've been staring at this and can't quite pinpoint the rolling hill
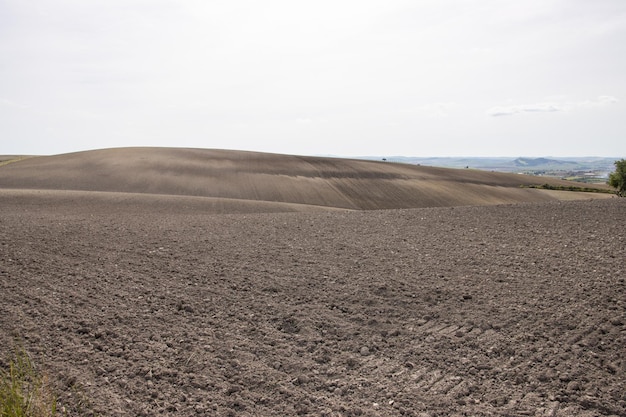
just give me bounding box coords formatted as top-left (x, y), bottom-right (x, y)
top-left (0, 147), bottom-right (614, 213)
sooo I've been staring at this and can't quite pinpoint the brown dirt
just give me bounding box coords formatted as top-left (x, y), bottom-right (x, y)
top-left (1, 148), bottom-right (624, 416)
top-left (0, 148), bottom-right (613, 211)
top-left (1, 195), bottom-right (625, 416)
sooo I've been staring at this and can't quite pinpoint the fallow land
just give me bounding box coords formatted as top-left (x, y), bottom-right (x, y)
top-left (0, 148), bottom-right (624, 416)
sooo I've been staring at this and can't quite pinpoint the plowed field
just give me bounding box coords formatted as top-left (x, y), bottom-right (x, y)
top-left (1, 196), bottom-right (624, 416)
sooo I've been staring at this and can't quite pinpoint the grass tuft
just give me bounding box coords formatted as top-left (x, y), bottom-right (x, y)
top-left (0, 348), bottom-right (58, 417)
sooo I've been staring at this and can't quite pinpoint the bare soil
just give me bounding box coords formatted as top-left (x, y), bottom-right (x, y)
top-left (0, 148), bottom-right (614, 211)
top-left (1, 196), bottom-right (625, 416)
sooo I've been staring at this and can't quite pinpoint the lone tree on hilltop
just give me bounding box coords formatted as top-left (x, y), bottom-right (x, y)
top-left (608, 159), bottom-right (626, 196)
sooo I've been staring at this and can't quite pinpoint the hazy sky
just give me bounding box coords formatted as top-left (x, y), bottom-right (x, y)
top-left (1, 0), bottom-right (625, 157)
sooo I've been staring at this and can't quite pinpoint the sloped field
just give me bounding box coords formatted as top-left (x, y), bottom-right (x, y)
top-left (1, 196), bottom-right (624, 416)
top-left (0, 147), bottom-right (613, 212)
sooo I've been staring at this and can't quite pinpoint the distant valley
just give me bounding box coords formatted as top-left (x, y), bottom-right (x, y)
top-left (355, 156), bottom-right (618, 183)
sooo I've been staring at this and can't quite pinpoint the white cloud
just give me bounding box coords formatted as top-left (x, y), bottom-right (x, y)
top-left (487, 96), bottom-right (619, 117)
top-left (576, 95), bottom-right (619, 108)
top-left (486, 102), bottom-right (563, 117)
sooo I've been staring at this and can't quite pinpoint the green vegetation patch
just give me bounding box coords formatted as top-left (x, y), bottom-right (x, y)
top-left (521, 184), bottom-right (615, 194)
top-left (0, 348), bottom-right (59, 417)
top-left (608, 159), bottom-right (626, 197)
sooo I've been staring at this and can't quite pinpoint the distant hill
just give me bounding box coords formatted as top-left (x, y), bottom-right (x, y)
top-left (513, 157), bottom-right (571, 167)
top-left (0, 148), bottom-right (614, 214)
top-left (355, 156), bottom-right (617, 180)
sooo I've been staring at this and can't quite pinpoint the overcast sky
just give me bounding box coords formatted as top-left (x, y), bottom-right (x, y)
top-left (1, 0), bottom-right (625, 157)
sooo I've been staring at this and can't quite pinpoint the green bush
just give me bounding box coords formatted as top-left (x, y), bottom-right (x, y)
top-left (608, 159), bottom-right (626, 197)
